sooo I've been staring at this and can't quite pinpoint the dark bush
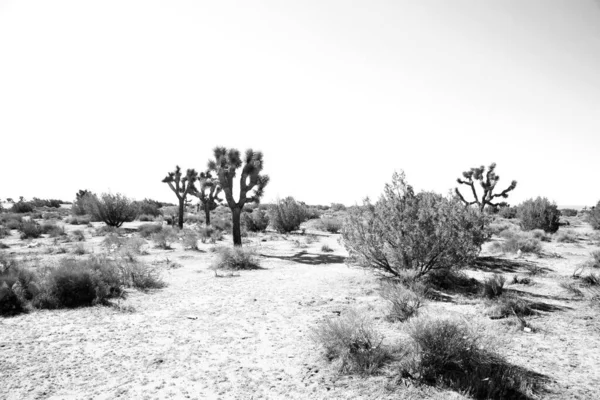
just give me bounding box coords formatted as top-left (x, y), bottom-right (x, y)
top-left (269, 197), bottom-right (309, 233)
top-left (11, 201), bottom-right (34, 213)
top-left (85, 193), bottom-right (138, 227)
top-left (482, 274), bottom-right (506, 299)
top-left (588, 201), bottom-right (600, 230)
top-left (342, 172), bottom-right (487, 279)
top-left (19, 220), bottom-right (43, 239)
top-left (0, 282), bottom-right (23, 316)
top-left (407, 317), bottom-right (541, 399)
top-left (517, 197), bottom-right (560, 233)
top-left (242, 209), bottom-right (270, 232)
top-left (497, 206), bottom-right (517, 219)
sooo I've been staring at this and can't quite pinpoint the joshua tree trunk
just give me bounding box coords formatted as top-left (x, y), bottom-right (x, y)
top-left (204, 203), bottom-right (211, 226)
top-left (178, 199), bottom-right (184, 229)
top-left (232, 207), bottom-right (242, 246)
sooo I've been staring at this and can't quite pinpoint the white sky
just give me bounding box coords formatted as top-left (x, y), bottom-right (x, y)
top-left (1, 0), bottom-right (599, 207)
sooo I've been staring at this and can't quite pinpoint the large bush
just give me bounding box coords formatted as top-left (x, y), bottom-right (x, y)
top-left (11, 200), bottom-right (34, 213)
top-left (85, 193), bottom-right (138, 228)
top-left (134, 198), bottom-right (163, 218)
top-left (269, 197), bottom-right (309, 233)
top-left (242, 208), bottom-right (270, 232)
top-left (517, 197), bottom-right (560, 233)
top-left (589, 201), bottom-right (600, 230)
top-left (341, 172), bottom-right (487, 279)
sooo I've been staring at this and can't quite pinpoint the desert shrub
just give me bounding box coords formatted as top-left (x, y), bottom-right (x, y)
top-left (211, 246), bottom-right (261, 270)
top-left (30, 198), bottom-right (62, 208)
top-left (560, 208), bottom-right (579, 217)
top-left (19, 220), bottom-right (42, 239)
top-left (482, 274), bottom-right (506, 299)
top-left (497, 206), bottom-right (517, 219)
top-left (138, 214), bottom-right (155, 222)
top-left (94, 225), bottom-right (123, 236)
top-left (42, 212), bottom-right (61, 220)
top-left (71, 243), bottom-right (87, 255)
top-left (0, 282), bottom-right (24, 316)
top-left (485, 294), bottom-right (535, 319)
top-left (11, 201), bottom-right (34, 213)
top-left (407, 316), bottom-right (539, 399)
top-left (517, 197), bottom-right (560, 233)
top-left (330, 203), bottom-right (346, 212)
top-left (494, 230), bottom-right (542, 254)
top-left (321, 244), bottom-right (333, 253)
top-left (320, 218), bottom-right (343, 233)
top-left (121, 237), bottom-right (148, 256)
top-left (184, 213), bottom-right (202, 224)
top-left (0, 226), bottom-right (9, 238)
top-left (589, 201), bottom-right (600, 230)
top-left (152, 227), bottom-right (178, 249)
top-left (511, 275), bottom-right (532, 285)
top-left (0, 257), bottom-right (39, 315)
top-left (487, 220), bottom-right (515, 236)
top-left (342, 172), bottom-right (487, 279)
top-left (560, 281), bottom-right (584, 297)
top-left (71, 230), bottom-right (86, 242)
top-left (199, 225), bottom-right (222, 243)
top-left (137, 223), bottom-right (163, 238)
top-left (379, 281), bottom-right (424, 322)
top-left (85, 193), bottom-right (138, 228)
top-left (269, 197), bottom-right (309, 233)
top-left (65, 215), bottom-right (92, 225)
top-left (71, 190), bottom-right (93, 216)
top-left (242, 209), bottom-right (270, 232)
top-left (530, 229), bottom-right (550, 242)
top-left (182, 229), bottom-right (200, 250)
top-left (119, 259), bottom-right (165, 290)
top-left (311, 309), bottom-right (391, 375)
top-left (134, 198), bottom-right (162, 218)
top-left (40, 257), bottom-right (123, 308)
top-left (212, 215), bottom-right (232, 232)
top-left (555, 229), bottom-right (578, 243)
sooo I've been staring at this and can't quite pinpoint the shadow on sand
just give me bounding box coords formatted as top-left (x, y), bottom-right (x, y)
top-left (259, 250), bottom-right (346, 265)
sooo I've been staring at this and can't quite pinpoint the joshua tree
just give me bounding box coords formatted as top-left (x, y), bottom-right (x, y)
top-left (455, 163), bottom-right (517, 212)
top-left (162, 166), bottom-right (198, 229)
top-left (208, 147), bottom-right (269, 246)
top-left (190, 170), bottom-right (223, 226)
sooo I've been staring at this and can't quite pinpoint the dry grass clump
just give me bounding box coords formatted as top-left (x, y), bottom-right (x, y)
top-left (321, 244), bottom-right (334, 253)
top-left (71, 243), bottom-right (87, 255)
top-left (137, 223), bottom-right (163, 238)
top-left (199, 226), bottom-right (222, 244)
top-left (481, 274), bottom-right (506, 299)
top-left (406, 316), bottom-right (543, 399)
top-left (210, 246), bottom-right (261, 271)
top-left (319, 217), bottom-right (343, 233)
top-left (485, 294), bottom-right (535, 319)
top-left (555, 229), bottom-right (578, 243)
top-left (311, 309), bottom-right (391, 375)
top-left (152, 227), bottom-right (178, 249)
top-left (70, 229), bottom-right (86, 242)
top-left (181, 229), bottom-right (200, 250)
top-left (490, 230), bottom-right (542, 254)
top-left (379, 281), bottom-right (424, 322)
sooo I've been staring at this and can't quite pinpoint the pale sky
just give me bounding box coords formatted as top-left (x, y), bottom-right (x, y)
top-left (1, 0), bottom-right (599, 207)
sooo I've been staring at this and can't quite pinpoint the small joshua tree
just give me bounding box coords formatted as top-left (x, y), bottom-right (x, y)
top-left (455, 163), bottom-right (517, 212)
top-left (162, 166), bottom-right (198, 229)
top-left (190, 170), bottom-right (223, 226)
top-left (208, 147), bottom-right (269, 246)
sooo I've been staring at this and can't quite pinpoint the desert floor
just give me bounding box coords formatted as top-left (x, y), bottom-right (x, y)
top-left (1, 216), bottom-right (600, 400)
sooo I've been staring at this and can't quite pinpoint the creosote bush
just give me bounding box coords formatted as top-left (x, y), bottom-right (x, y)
top-left (311, 309), bottom-right (391, 375)
top-left (342, 172), bottom-right (487, 279)
top-left (269, 197), bottom-right (309, 233)
top-left (210, 246), bottom-right (261, 270)
top-left (242, 208), bottom-right (270, 232)
top-left (517, 197), bottom-right (560, 233)
top-left (19, 220), bottom-right (43, 239)
top-left (85, 193), bottom-right (138, 228)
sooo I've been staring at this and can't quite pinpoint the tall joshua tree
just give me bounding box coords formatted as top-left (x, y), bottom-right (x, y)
top-left (208, 147), bottom-right (269, 246)
top-left (162, 166), bottom-right (198, 229)
top-left (190, 170), bottom-right (223, 226)
top-left (455, 162), bottom-right (517, 212)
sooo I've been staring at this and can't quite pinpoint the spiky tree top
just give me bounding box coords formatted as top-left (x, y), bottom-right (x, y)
top-left (162, 166), bottom-right (198, 200)
top-left (208, 147), bottom-right (269, 208)
top-left (192, 170), bottom-right (223, 208)
top-left (455, 163), bottom-right (517, 211)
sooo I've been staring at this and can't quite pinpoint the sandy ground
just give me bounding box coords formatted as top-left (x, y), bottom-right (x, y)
top-left (1, 217), bottom-right (600, 399)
